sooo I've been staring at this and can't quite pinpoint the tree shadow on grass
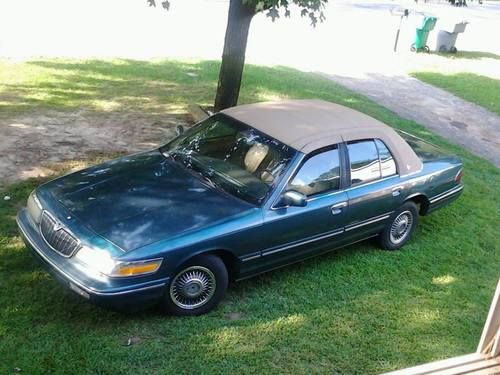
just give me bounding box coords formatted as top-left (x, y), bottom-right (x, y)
top-left (0, 59), bottom-right (363, 116)
top-left (1, 59), bottom-right (215, 115)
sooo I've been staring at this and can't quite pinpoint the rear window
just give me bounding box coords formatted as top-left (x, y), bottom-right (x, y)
top-left (398, 131), bottom-right (447, 162)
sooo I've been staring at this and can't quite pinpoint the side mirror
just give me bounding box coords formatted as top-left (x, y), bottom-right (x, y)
top-left (279, 190), bottom-right (307, 208)
top-left (175, 125), bottom-right (185, 136)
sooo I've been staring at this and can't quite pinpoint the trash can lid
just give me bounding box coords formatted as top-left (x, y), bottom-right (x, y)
top-left (421, 16), bottom-right (438, 30)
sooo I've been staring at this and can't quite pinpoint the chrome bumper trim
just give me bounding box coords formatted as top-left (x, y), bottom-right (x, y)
top-left (429, 185), bottom-right (464, 204)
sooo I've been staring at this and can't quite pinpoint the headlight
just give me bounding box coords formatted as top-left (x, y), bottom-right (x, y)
top-left (74, 246), bottom-right (163, 278)
top-left (27, 191), bottom-right (43, 223)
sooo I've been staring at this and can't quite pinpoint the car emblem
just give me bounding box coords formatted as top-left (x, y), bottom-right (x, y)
top-left (53, 221), bottom-right (63, 231)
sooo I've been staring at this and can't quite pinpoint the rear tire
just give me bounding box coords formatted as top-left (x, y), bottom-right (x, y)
top-left (379, 201), bottom-right (418, 250)
top-left (163, 254), bottom-right (228, 316)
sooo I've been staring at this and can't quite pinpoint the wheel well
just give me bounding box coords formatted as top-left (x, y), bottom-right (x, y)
top-left (205, 250), bottom-right (240, 281)
top-left (407, 194), bottom-right (430, 215)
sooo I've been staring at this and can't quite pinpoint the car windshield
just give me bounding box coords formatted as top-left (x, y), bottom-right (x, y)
top-left (160, 114), bottom-right (296, 205)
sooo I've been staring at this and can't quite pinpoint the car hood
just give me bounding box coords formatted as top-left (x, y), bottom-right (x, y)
top-left (45, 150), bottom-right (254, 251)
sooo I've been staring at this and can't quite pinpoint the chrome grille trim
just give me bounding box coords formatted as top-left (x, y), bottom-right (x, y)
top-left (40, 211), bottom-right (81, 257)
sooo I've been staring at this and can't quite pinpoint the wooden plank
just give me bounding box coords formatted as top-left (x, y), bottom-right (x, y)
top-left (383, 355), bottom-right (499, 375)
top-left (430, 357), bottom-right (500, 375)
top-left (491, 329), bottom-right (500, 358)
top-left (478, 279), bottom-right (500, 354)
top-left (467, 363), bottom-right (500, 375)
top-left (383, 353), bottom-right (485, 375)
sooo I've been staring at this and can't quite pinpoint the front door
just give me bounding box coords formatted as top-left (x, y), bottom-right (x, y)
top-left (257, 146), bottom-right (349, 271)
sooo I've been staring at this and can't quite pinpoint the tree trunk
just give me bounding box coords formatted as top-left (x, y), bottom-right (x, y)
top-left (214, 0), bottom-right (255, 112)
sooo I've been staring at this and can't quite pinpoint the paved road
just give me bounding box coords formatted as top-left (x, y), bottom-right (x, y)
top-left (323, 72), bottom-right (500, 167)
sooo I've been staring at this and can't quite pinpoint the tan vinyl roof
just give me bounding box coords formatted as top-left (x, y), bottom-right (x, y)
top-left (222, 100), bottom-right (422, 176)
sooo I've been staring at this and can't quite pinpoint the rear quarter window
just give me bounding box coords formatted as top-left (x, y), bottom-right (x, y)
top-left (375, 139), bottom-right (397, 177)
top-left (398, 131), bottom-right (447, 162)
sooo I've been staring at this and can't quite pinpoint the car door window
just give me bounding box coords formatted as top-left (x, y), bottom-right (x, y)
top-left (347, 140), bottom-right (381, 185)
top-left (375, 139), bottom-right (397, 177)
top-left (288, 148), bottom-right (341, 197)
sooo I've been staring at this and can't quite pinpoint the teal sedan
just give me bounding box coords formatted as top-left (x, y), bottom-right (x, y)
top-left (17, 100), bottom-right (463, 316)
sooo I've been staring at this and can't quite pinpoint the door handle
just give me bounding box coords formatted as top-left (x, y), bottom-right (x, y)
top-left (392, 186), bottom-right (403, 197)
top-left (331, 201), bottom-right (348, 215)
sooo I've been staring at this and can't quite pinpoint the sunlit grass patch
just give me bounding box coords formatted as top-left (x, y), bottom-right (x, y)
top-left (432, 275), bottom-right (456, 286)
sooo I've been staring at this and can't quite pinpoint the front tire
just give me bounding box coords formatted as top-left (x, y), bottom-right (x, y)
top-left (163, 254), bottom-right (228, 316)
top-left (379, 202), bottom-right (418, 250)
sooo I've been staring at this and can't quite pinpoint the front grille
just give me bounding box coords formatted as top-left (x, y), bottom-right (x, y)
top-left (40, 211), bottom-right (80, 257)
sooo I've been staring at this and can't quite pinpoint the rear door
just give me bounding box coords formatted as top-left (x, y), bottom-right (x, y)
top-left (343, 139), bottom-right (403, 239)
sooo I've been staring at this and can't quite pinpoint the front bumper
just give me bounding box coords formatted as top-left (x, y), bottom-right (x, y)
top-left (17, 209), bottom-right (169, 310)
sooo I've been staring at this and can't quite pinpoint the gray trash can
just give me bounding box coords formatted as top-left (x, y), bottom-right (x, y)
top-left (435, 22), bottom-right (467, 53)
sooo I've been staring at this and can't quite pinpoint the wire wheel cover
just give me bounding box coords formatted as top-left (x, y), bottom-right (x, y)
top-left (389, 210), bottom-right (413, 244)
top-left (170, 266), bottom-right (216, 310)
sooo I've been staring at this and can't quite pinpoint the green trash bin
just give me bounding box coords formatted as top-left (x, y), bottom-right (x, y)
top-left (411, 16), bottom-right (437, 52)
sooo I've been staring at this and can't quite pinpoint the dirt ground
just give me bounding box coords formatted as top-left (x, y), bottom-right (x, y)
top-left (0, 110), bottom-right (190, 187)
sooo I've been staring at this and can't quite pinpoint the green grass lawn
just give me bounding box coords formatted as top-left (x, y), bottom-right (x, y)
top-left (1, 59), bottom-right (499, 375)
top-left (411, 71), bottom-right (500, 115)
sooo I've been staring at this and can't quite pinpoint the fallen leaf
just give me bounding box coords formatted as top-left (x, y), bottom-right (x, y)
top-left (123, 336), bottom-right (142, 346)
top-left (226, 312), bottom-right (242, 321)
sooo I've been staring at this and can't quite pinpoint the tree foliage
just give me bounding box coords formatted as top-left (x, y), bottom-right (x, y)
top-left (147, 0), bottom-right (327, 26)
top-left (253, 0), bottom-right (326, 26)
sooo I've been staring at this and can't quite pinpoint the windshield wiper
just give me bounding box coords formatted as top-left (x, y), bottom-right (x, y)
top-left (198, 173), bottom-right (219, 189)
top-left (162, 149), bottom-right (185, 161)
top-left (163, 150), bottom-right (225, 193)
top-left (193, 163), bottom-right (224, 192)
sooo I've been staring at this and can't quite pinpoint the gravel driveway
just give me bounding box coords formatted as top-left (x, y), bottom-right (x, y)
top-left (323, 72), bottom-right (500, 167)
